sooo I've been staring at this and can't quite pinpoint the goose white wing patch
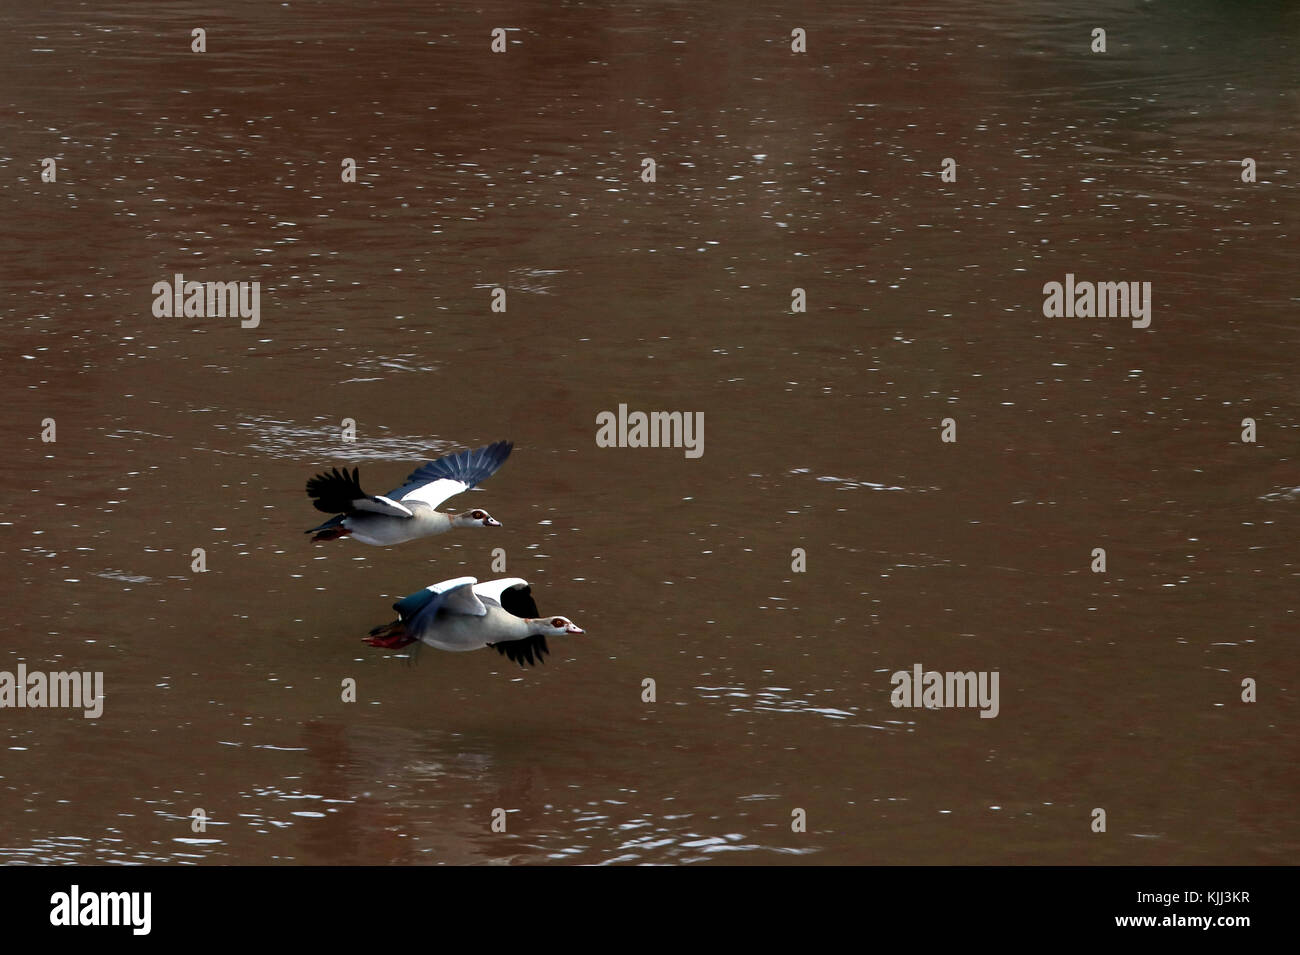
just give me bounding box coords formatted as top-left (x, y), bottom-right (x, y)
top-left (473, 577), bottom-right (529, 606)
top-left (428, 576), bottom-right (478, 594)
top-left (437, 579), bottom-right (488, 617)
top-left (397, 477), bottom-right (469, 509)
top-left (387, 441), bottom-right (513, 509)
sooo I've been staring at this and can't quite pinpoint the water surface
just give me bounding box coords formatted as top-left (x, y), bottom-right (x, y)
top-left (0, 0), bottom-right (1296, 864)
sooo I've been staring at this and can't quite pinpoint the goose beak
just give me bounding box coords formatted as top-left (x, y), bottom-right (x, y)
top-left (483, 516), bottom-right (501, 527)
top-left (566, 622), bottom-right (585, 634)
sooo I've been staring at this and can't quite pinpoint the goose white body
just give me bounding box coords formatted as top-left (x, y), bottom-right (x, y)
top-left (345, 503), bottom-right (451, 545)
top-left (417, 604), bottom-right (535, 651)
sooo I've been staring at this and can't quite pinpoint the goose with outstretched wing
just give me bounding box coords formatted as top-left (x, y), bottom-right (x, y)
top-left (364, 577), bottom-right (583, 668)
top-left (305, 440), bottom-right (512, 545)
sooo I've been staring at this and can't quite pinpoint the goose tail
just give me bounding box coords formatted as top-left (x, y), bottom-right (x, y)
top-left (364, 619), bottom-right (415, 649)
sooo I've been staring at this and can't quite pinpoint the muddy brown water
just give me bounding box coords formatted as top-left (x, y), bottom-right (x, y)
top-left (0, 1), bottom-right (1295, 864)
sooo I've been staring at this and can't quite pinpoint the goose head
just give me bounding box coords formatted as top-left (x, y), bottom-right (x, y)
top-left (452, 508), bottom-right (501, 529)
top-left (534, 615), bottom-right (584, 636)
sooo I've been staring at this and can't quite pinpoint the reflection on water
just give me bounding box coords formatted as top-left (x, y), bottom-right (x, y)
top-left (0, 0), bottom-right (1296, 864)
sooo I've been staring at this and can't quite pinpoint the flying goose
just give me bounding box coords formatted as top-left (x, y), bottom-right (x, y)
top-left (364, 576), bottom-right (583, 667)
top-left (305, 440), bottom-right (512, 545)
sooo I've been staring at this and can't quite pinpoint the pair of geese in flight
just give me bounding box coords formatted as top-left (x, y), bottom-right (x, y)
top-left (306, 441), bottom-right (583, 669)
